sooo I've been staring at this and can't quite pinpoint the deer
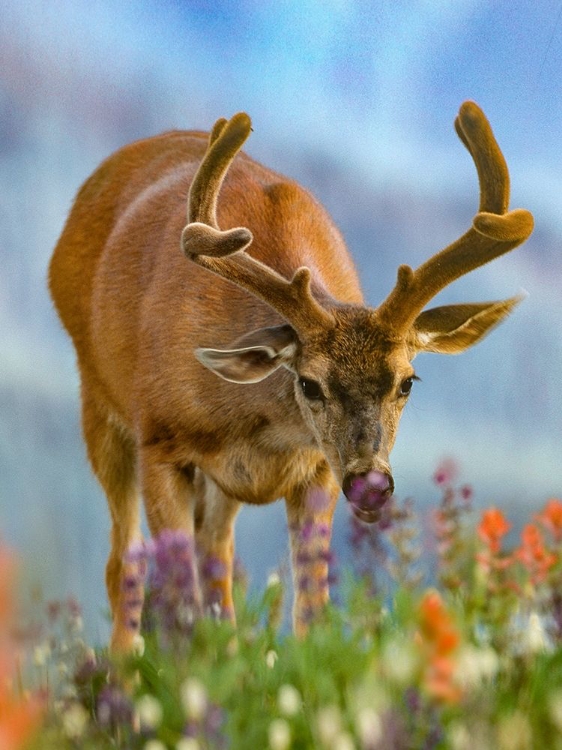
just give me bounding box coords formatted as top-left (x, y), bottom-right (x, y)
top-left (48, 101), bottom-right (533, 651)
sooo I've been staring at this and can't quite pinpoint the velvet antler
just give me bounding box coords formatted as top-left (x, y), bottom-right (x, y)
top-left (182, 113), bottom-right (335, 334)
top-left (376, 101), bottom-right (534, 333)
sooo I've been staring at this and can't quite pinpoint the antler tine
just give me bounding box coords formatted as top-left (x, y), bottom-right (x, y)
top-left (377, 101), bottom-right (534, 333)
top-left (182, 114), bottom-right (335, 335)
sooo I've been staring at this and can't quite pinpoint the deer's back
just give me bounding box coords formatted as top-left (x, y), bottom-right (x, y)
top-left (49, 128), bottom-right (363, 429)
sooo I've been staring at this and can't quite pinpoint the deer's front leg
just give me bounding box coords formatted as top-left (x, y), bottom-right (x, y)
top-left (285, 469), bottom-right (339, 637)
top-left (195, 475), bottom-right (241, 621)
top-left (140, 447), bottom-right (202, 613)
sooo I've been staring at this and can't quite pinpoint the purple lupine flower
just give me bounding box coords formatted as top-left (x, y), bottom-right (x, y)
top-left (373, 709), bottom-right (408, 750)
top-left (96, 685), bottom-right (134, 730)
top-left (305, 487), bottom-right (332, 513)
top-left (348, 508), bottom-right (388, 598)
top-left (123, 540), bottom-right (152, 633)
top-left (201, 556), bottom-right (226, 581)
top-left (460, 484), bottom-right (473, 502)
top-left (146, 530), bottom-right (199, 643)
top-left (432, 458), bottom-right (459, 487)
top-left (183, 700), bottom-right (227, 749)
top-left (289, 488), bottom-right (340, 601)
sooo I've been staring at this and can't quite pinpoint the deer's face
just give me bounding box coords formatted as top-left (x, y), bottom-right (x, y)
top-left (291, 308), bottom-right (416, 521)
top-left (196, 292), bottom-right (524, 522)
top-left (197, 307), bottom-right (420, 522)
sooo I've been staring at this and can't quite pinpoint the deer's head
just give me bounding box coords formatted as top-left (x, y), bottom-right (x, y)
top-left (181, 104), bottom-right (533, 522)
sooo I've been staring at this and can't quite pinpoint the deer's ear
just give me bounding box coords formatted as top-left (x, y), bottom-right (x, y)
top-left (195, 324), bottom-right (298, 383)
top-left (408, 295), bottom-right (524, 355)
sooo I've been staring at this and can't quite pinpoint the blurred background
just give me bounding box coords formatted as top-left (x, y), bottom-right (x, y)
top-left (1, 0), bottom-right (561, 640)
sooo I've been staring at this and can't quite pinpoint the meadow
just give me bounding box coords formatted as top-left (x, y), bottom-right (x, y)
top-left (3, 463), bottom-right (562, 750)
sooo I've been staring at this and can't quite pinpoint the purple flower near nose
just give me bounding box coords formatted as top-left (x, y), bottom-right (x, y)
top-left (346, 470), bottom-right (393, 523)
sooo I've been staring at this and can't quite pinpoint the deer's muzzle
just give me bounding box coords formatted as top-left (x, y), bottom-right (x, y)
top-left (342, 470), bottom-right (394, 524)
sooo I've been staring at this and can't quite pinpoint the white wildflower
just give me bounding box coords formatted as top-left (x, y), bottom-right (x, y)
top-left (381, 638), bottom-right (417, 684)
top-left (136, 694), bottom-right (163, 730)
top-left (176, 739), bottom-right (200, 750)
top-left (278, 684), bottom-right (301, 716)
top-left (180, 677), bottom-right (207, 720)
top-left (60, 683), bottom-right (78, 700)
top-left (266, 649), bottom-right (278, 669)
top-left (317, 705), bottom-right (342, 746)
top-left (455, 645), bottom-right (499, 689)
top-left (522, 611), bottom-right (549, 654)
top-left (177, 603), bottom-right (195, 628)
top-left (33, 643), bottom-right (51, 667)
top-left (144, 741), bottom-right (167, 750)
top-left (355, 706), bottom-right (382, 748)
top-left (62, 702), bottom-right (89, 739)
top-left (448, 722), bottom-right (472, 750)
top-left (268, 718), bottom-right (291, 750)
top-left (333, 732), bottom-right (356, 750)
top-left (70, 615), bottom-right (84, 633)
top-left (132, 633), bottom-right (145, 657)
top-left (267, 572), bottom-right (281, 588)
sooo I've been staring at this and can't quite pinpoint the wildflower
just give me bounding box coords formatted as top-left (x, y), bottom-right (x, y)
top-left (478, 508), bottom-right (511, 554)
top-left (516, 524), bottom-right (556, 585)
top-left (268, 718), bottom-right (291, 750)
top-left (266, 649), bottom-right (278, 668)
top-left (177, 739), bottom-right (200, 750)
top-left (448, 722), bottom-right (477, 750)
top-left (61, 702), bottom-right (89, 739)
top-left (536, 498), bottom-right (562, 542)
top-left (433, 458), bottom-right (459, 486)
top-left (381, 638), bottom-right (418, 685)
top-left (181, 677), bottom-right (207, 721)
top-left (132, 633), bottom-right (146, 656)
top-left (136, 693), bottom-right (164, 731)
top-left (355, 707), bottom-right (382, 749)
top-left (146, 530), bottom-right (199, 641)
top-left (521, 611), bottom-right (550, 654)
top-left (32, 643), bottom-right (51, 667)
top-left (0, 547), bottom-right (44, 749)
top-left (305, 487), bottom-right (332, 513)
top-left (144, 741), bottom-right (167, 750)
top-left (277, 684), bottom-right (301, 717)
top-left (460, 485), bottom-right (473, 501)
top-left (333, 732), bottom-right (356, 750)
top-left (96, 685), bottom-right (134, 729)
top-left (454, 645), bottom-right (499, 688)
top-left (316, 705), bottom-right (342, 746)
top-left (417, 590), bottom-right (461, 703)
top-left (267, 572), bottom-right (281, 588)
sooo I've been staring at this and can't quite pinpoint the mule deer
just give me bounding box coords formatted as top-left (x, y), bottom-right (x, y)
top-left (49, 102), bottom-right (533, 649)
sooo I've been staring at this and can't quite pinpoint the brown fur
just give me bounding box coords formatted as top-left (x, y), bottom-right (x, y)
top-left (48, 103), bottom-right (533, 649)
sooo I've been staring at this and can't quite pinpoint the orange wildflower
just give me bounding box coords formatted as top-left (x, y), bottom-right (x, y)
top-left (0, 548), bottom-right (44, 750)
top-left (536, 498), bottom-right (562, 542)
top-left (417, 591), bottom-right (461, 703)
top-left (516, 524), bottom-right (557, 585)
top-left (477, 508), bottom-right (511, 554)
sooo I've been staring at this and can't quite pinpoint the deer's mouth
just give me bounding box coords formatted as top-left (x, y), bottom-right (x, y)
top-left (350, 506), bottom-right (381, 524)
top-left (343, 470), bottom-right (393, 525)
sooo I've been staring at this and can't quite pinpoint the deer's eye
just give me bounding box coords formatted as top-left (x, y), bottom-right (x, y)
top-left (300, 378), bottom-right (324, 401)
top-left (399, 376), bottom-right (416, 397)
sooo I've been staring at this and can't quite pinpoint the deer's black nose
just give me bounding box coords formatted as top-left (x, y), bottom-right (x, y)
top-left (342, 470), bottom-right (394, 524)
